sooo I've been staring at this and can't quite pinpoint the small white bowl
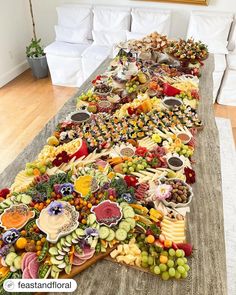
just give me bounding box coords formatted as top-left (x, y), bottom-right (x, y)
top-left (167, 156), bottom-right (184, 171)
top-left (160, 178), bottom-right (193, 209)
top-left (162, 97), bottom-right (183, 108)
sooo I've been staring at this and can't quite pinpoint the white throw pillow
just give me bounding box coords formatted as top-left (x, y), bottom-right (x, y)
top-left (131, 8), bottom-right (171, 35)
top-left (55, 26), bottom-right (89, 44)
top-left (187, 11), bottom-right (233, 54)
top-left (93, 6), bottom-right (131, 31)
top-left (126, 31), bottom-right (147, 41)
top-left (92, 30), bottom-right (127, 47)
top-left (56, 5), bottom-right (92, 39)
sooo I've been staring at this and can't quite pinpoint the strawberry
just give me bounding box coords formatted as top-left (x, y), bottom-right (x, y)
top-left (176, 243), bottom-right (193, 257)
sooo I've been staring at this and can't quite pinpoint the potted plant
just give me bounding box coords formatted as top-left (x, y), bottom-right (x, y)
top-left (26, 0), bottom-right (48, 79)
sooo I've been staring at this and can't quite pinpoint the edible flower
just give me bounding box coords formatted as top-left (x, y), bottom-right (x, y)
top-left (184, 167), bottom-right (196, 184)
top-left (0, 188), bottom-right (10, 199)
top-left (0, 245), bottom-right (11, 257)
top-left (121, 193), bottom-right (135, 204)
top-left (52, 151), bottom-right (70, 167)
top-left (135, 146), bottom-right (148, 157)
top-left (59, 183), bottom-right (74, 196)
top-left (48, 201), bottom-right (64, 216)
top-left (2, 229), bottom-right (20, 244)
top-left (155, 184), bottom-right (172, 200)
top-left (84, 228), bottom-right (99, 239)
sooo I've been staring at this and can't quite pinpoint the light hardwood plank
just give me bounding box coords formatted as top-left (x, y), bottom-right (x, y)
top-left (0, 70), bottom-right (76, 173)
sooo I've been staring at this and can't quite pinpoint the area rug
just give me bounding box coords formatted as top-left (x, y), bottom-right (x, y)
top-left (215, 117), bottom-right (236, 295)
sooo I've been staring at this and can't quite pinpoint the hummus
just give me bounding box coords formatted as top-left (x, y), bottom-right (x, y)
top-left (36, 201), bottom-right (79, 243)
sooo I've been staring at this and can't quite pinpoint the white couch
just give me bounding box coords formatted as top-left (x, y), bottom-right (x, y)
top-left (186, 11), bottom-right (234, 103)
top-left (217, 19), bottom-right (236, 106)
top-left (45, 5), bottom-right (234, 105)
top-left (45, 5), bottom-right (172, 87)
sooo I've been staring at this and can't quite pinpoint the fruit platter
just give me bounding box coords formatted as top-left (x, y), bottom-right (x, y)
top-left (0, 32), bottom-right (209, 291)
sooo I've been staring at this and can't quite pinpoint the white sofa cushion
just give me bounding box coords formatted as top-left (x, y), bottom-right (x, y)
top-left (214, 54), bottom-right (227, 72)
top-left (93, 6), bottom-right (131, 31)
top-left (217, 69), bottom-right (236, 106)
top-left (92, 30), bottom-right (127, 47)
top-left (44, 41), bottom-right (91, 58)
top-left (55, 26), bottom-right (89, 44)
top-left (56, 5), bottom-right (92, 40)
top-left (228, 20), bottom-right (236, 52)
top-left (187, 11), bottom-right (233, 54)
top-left (126, 31), bottom-right (147, 40)
top-left (227, 53), bottom-right (236, 70)
top-left (131, 8), bottom-right (171, 35)
top-left (82, 44), bottom-right (112, 80)
top-left (82, 44), bottom-right (112, 60)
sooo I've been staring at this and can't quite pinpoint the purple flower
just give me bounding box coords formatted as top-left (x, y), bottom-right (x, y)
top-left (121, 193), bottom-right (134, 203)
top-left (48, 201), bottom-right (64, 215)
top-left (59, 183), bottom-right (74, 196)
top-left (84, 227), bottom-right (99, 238)
top-left (2, 229), bottom-right (20, 244)
top-left (0, 245), bottom-right (11, 257)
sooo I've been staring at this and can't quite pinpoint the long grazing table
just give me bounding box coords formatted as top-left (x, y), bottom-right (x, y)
top-left (0, 54), bottom-right (227, 295)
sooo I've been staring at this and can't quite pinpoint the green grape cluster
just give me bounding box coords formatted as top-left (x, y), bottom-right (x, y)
top-left (137, 235), bottom-right (190, 281)
top-left (175, 143), bottom-right (194, 158)
top-left (125, 81), bottom-right (140, 94)
top-left (25, 161), bottom-right (47, 176)
top-left (122, 157), bottom-right (149, 174)
top-left (176, 93), bottom-right (193, 100)
top-left (79, 89), bottom-right (97, 102)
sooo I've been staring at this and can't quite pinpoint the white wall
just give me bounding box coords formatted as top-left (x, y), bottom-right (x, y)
top-left (0, 0), bottom-right (32, 87)
top-left (32, 0), bottom-right (236, 46)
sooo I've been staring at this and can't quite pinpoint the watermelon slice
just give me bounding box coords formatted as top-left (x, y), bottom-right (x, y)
top-left (72, 256), bottom-right (87, 266)
top-left (23, 267), bottom-right (32, 279)
top-left (21, 252), bottom-right (36, 270)
top-left (76, 247), bottom-right (95, 260)
top-left (24, 253), bottom-right (37, 268)
top-left (28, 257), bottom-right (39, 279)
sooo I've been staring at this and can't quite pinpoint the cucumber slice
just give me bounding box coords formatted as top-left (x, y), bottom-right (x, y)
top-left (115, 229), bottom-right (127, 241)
top-left (99, 226), bottom-right (110, 239)
top-left (4, 199), bottom-right (13, 206)
top-left (21, 194), bottom-right (32, 205)
top-left (75, 228), bottom-right (85, 237)
top-left (106, 229), bottom-right (116, 242)
top-left (64, 241), bottom-right (72, 247)
top-left (119, 202), bottom-right (129, 208)
top-left (123, 207), bottom-right (135, 218)
top-left (13, 256), bottom-right (22, 270)
top-left (66, 235), bottom-right (72, 243)
top-left (50, 257), bottom-right (61, 265)
top-left (49, 247), bottom-right (59, 256)
top-left (125, 217), bottom-right (136, 229)
top-left (58, 262), bottom-right (66, 269)
top-left (56, 242), bottom-right (62, 252)
top-left (118, 221), bottom-right (131, 232)
top-left (16, 195), bottom-right (22, 203)
top-left (60, 238), bottom-right (66, 246)
top-left (87, 214), bottom-right (96, 226)
top-left (72, 232), bottom-right (78, 240)
top-left (5, 252), bottom-right (17, 266)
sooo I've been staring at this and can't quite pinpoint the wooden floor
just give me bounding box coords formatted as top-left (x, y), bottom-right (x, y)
top-left (0, 69), bottom-right (235, 174)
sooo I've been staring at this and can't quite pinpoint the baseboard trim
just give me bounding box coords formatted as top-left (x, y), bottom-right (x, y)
top-left (0, 60), bottom-right (29, 88)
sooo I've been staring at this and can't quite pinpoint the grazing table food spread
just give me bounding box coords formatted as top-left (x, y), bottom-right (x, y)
top-left (0, 32), bottom-right (227, 295)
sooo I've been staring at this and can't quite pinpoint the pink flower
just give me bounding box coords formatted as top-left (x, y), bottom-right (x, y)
top-left (155, 184), bottom-right (172, 200)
